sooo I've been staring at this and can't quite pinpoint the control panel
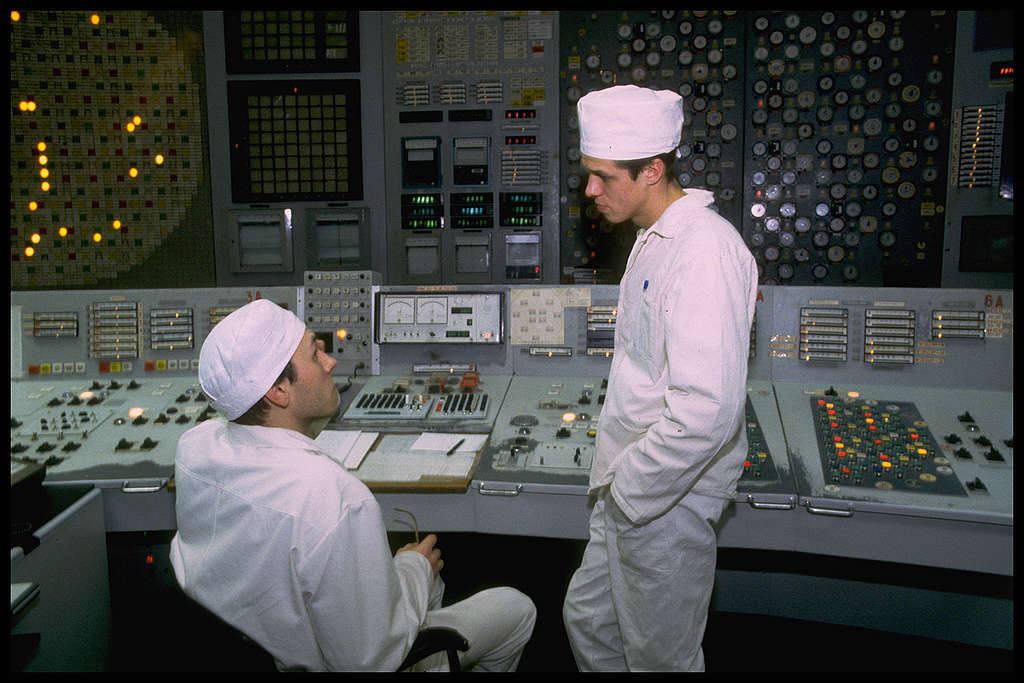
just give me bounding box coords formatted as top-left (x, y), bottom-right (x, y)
top-left (741, 10), bottom-right (956, 287)
top-left (556, 11), bottom-right (1011, 290)
top-left (299, 269), bottom-right (381, 376)
top-left (378, 291), bottom-right (503, 344)
top-left (560, 10), bottom-right (747, 283)
top-left (336, 371), bottom-right (509, 435)
top-left (10, 287), bottom-right (298, 483)
top-left (380, 11), bottom-right (562, 285)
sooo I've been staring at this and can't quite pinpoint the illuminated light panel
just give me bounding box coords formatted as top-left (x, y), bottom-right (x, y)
top-left (10, 10), bottom-right (207, 288)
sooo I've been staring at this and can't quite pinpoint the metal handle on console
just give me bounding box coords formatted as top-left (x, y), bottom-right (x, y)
top-left (477, 483), bottom-right (523, 497)
top-left (121, 481), bottom-right (166, 494)
top-left (745, 495), bottom-right (795, 510)
top-left (805, 504), bottom-right (853, 518)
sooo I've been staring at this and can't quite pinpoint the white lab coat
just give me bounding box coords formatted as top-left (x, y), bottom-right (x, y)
top-left (565, 189), bottom-right (758, 671)
top-left (169, 419), bottom-right (434, 671)
top-left (592, 188), bottom-right (757, 523)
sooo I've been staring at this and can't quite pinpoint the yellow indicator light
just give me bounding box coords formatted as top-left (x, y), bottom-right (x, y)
top-left (132, 115), bottom-right (142, 125)
top-left (335, 329), bottom-right (348, 341)
top-left (12, 10), bottom-right (21, 21)
top-left (126, 122), bottom-right (135, 133)
top-left (40, 168), bottom-right (49, 179)
top-left (129, 167), bottom-right (138, 178)
top-left (154, 154), bottom-right (165, 165)
top-left (37, 141), bottom-right (46, 152)
top-left (37, 154), bottom-right (47, 165)
top-left (41, 181), bottom-right (50, 191)
top-left (917, 448), bottom-right (928, 456)
top-left (112, 219), bottom-right (122, 230)
top-left (128, 407), bottom-right (144, 419)
top-left (27, 101), bottom-right (36, 112)
top-left (562, 412), bottom-right (576, 423)
top-left (882, 461), bottom-right (892, 469)
top-left (24, 246), bottom-right (34, 257)
top-left (90, 14), bottom-right (100, 25)
top-left (28, 201), bottom-right (38, 211)
top-left (30, 233), bottom-right (41, 244)
top-left (58, 226), bottom-right (68, 237)
top-left (92, 232), bottom-right (102, 242)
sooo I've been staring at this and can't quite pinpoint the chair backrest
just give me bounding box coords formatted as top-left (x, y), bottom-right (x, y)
top-left (174, 585), bottom-right (278, 672)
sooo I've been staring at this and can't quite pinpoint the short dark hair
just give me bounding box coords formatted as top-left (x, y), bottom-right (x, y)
top-left (614, 151), bottom-right (676, 181)
top-left (232, 360), bottom-right (297, 426)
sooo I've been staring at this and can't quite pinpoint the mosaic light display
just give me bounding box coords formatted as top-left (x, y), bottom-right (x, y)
top-left (10, 10), bottom-right (208, 288)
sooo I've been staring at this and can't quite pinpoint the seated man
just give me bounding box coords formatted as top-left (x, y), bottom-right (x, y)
top-left (170, 299), bottom-right (536, 671)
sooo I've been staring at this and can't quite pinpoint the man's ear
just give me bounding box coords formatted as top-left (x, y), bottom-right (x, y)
top-left (263, 381), bottom-right (290, 409)
top-left (642, 157), bottom-right (666, 186)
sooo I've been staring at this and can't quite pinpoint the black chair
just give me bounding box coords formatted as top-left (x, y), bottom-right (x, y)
top-left (399, 626), bottom-right (470, 672)
top-left (178, 587), bottom-right (468, 671)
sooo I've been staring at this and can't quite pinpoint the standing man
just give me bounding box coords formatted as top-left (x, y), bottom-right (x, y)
top-left (170, 299), bottom-right (535, 671)
top-left (562, 85), bottom-right (758, 671)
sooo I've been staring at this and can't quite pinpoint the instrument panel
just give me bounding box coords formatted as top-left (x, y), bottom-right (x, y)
top-left (9, 281), bottom-right (1013, 577)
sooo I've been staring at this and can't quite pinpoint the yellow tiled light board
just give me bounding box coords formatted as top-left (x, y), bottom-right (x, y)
top-left (10, 10), bottom-right (211, 289)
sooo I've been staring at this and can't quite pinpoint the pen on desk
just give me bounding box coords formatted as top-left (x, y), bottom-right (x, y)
top-left (446, 439), bottom-right (465, 456)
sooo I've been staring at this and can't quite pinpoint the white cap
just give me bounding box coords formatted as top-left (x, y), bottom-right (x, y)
top-left (578, 85), bottom-right (684, 160)
top-left (198, 299), bottom-right (306, 420)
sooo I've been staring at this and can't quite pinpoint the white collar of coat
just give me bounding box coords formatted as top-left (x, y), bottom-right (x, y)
top-left (637, 188), bottom-right (715, 240)
top-left (224, 419), bottom-right (323, 454)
